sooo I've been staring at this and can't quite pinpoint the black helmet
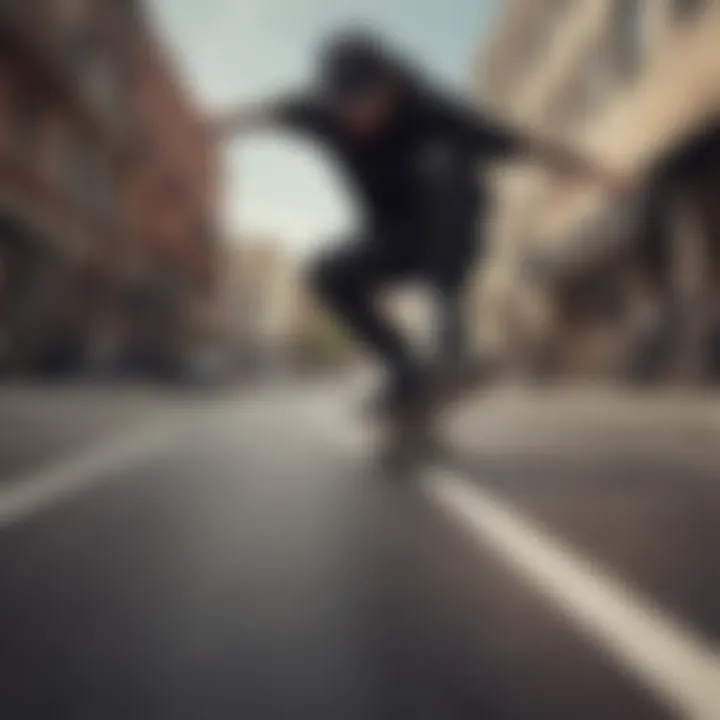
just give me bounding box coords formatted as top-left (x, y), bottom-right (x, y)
top-left (316, 30), bottom-right (397, 105)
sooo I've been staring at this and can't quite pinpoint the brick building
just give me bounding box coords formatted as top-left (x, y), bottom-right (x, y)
top-left (476, 0), bottom-right (720, 383)
top-left (122, 20), bottom-right (219, 376)
top-left (0, 0), bottom-right (219, 377)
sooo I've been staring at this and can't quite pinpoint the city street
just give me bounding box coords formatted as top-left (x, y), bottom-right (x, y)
top-left (0, 381), bottom-right (719, 719)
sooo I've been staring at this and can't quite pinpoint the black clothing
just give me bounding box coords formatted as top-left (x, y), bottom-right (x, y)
top-left (307, 136), bottom-right (480, 382)
top-left (316, 32), bottom-right (394, 105)
top-left (277, 85), bottom-right (524, 231)
top-left (278, 76), bottom-right (527, 394)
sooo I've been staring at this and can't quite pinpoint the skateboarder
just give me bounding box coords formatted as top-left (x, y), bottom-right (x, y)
top-left (216, 30), bottom-right (626, 416)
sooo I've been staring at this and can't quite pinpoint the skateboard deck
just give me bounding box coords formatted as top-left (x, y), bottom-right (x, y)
top-left (378, 358), bottom-right (491, 476)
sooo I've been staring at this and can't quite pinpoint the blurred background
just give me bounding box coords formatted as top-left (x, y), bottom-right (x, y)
top-left (0, 0), bottom-right (717, 385)
top-left (1, 2), bottom-right (720, 719)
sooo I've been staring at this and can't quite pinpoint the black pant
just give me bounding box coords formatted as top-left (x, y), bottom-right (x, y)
top-left (307, 149), bottom-right (480, 379)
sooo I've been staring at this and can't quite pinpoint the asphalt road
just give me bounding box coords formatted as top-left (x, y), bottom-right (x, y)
top-left (0, 381), bottom-right (718, 719)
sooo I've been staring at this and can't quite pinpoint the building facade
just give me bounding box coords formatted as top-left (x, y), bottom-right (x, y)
top-left (122, 19), bottom-right (219, 376)
top-left (477, 0), bottom-right (720, 382)
top-left (220, 239), bottom-right (356, 376)
top-left (0, 0), bottom-right (219, 378)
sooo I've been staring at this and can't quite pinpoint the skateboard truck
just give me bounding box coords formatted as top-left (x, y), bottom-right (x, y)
top-left (378, 357), bottom-right (491, 477)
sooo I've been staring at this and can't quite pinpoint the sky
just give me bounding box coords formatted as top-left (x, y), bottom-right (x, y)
top-left (148, 0), bottom-right (501, 255)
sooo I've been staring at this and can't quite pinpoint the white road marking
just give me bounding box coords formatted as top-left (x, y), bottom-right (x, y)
top-left (307, 403), bottom-right (720, 719)
top-left (0, 418), bottom-right (182, 529)
top-left (428, 470), bottom-right (720, 720)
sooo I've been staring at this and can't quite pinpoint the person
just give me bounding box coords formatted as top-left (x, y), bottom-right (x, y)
top-left (215, 30), bottom-right (626, 416)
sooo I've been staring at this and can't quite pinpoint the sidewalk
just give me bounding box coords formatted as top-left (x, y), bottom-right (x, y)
top-left (445, 385), bottom-right (720, 466)
top-left (0, 383), bottom-right (192, 482)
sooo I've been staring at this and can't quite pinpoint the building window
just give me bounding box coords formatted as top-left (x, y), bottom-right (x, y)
top-left (611, 0), bottom-right (647, 81)
top-left (672, 0), bottom-right (708, 20)
top-left (581, 42), bottom-right (613, 117)
top-left (12, 83), bottom-right (44, 163)
top-left (544, 77), bottom-right (574, 130)
top-left (523, 0), bottom-right (572, 68)
top-left (544, 45), bottom-right (609, 131)
top-left (83, 52), bottom-right (123, 122)
top-left (63, 128), bottom-right (95, 206)
top-left (58, 1), bottom-right (124, 127)
top-left (89, 157), bottom-right (118, 225)
top-left (64, 21), bottom-right (124, 125)
top-left (55, 0), bottom-right (91, 26)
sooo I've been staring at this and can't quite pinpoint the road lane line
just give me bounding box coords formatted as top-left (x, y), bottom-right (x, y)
top-left (427, 470), bottom-right (720, 720)
top-left (288, 395), bottom-right (720, 718)
top-left (0, 417), bottom-right (183, 529)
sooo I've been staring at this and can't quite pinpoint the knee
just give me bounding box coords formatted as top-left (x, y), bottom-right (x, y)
top-left (417, 142), bottom-right (463, 192)
top-left (305, 250), bottom-right (349, 304)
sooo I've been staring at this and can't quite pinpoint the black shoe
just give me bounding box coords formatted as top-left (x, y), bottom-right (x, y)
top-left (364, 366), bottom-right (424, 420)
top-left (424, 354), bottom-right (494, 408)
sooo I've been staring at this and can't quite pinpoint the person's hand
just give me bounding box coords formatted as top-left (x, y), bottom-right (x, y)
top-left (594, 166), bottom-right (636, 200)
top-left (536, 140), bottom-right (636, 198)
top-left (208, 104), bottom-right (275, 142)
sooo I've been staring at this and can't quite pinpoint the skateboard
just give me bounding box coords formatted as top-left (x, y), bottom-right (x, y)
top-left (378, 357), bottom-right (492, 477)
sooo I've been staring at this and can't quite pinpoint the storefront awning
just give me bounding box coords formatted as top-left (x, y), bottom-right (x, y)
top-left (525, 117), bottom-right (720, 289)
top-left (524, 197), bottom-right (643, 287)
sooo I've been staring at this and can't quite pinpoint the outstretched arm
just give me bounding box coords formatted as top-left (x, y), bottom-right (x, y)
top-left (429, 91), bottom-right (629, 192)
top-left (211, 94), bottom-right (328, 142)
top-left (520, 135), bottom-right (628, 192)
top-left (212, 102), bottom-right (280, 140)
